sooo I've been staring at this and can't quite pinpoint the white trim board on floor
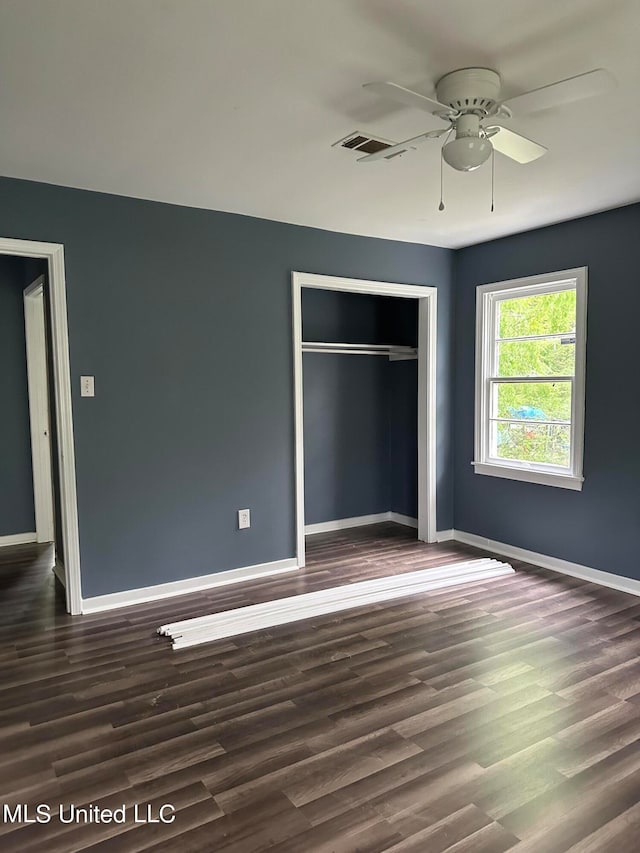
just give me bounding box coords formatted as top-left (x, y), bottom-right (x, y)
top-left (81, 558), bottom-right (299, 614)
top-left (304, 512), bottom-right (418, 535)
top-left (453, 530), bottom-right (640, 598)
top-left (159, 558), bottom-right (515, 650)
top-left (0, 532), bottom-right (38, 548)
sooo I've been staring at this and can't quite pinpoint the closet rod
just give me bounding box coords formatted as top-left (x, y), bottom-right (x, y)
top-left (302, 341), bottom-right (413, 350)
top-left (303, 347), bottom-right (399, 356)
top-left (301, 341), bottom-right (418, 359)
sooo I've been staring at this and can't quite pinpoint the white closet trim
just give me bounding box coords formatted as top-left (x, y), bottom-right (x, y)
top-left (292, 271), bottom-right (438, 570)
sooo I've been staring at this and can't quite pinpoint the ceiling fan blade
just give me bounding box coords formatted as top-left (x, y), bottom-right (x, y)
top-left (486, 126), bottom-right (547, 164)
top-left (357, 129), bottom-right (447, 163)
top-left (501, 68), bottom-right (615, 115)
top-left (363, 81), bottom-right (451, 115)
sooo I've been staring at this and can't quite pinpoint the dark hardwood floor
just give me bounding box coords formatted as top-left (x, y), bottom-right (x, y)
top-left (2, 523), bottom-right (640, 852)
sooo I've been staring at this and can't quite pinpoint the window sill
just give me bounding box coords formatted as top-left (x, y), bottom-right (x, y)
top-left (472, 461), bottom-right (584, 491)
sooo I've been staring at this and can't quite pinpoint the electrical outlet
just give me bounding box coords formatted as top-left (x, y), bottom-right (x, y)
top-left (238, 509), bottom-right (251, 530)
top-left (80, 376), bottom-right (95, 397)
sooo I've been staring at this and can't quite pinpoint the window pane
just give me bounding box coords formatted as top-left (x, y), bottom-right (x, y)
top-left (491, 421), bottom-right (571, 468)
top-left (498, 289), bottom-right (576, 339)
top-left (496, 337), bottom-right (575, 377)
top-left (492, 381), bottom-right (572, 422)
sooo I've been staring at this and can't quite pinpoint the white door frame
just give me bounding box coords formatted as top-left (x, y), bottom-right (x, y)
top-left (24, 275), bottom-right (55, 544)
top-left (292, 271), bottom-right (438, 568)
top-left (0, 237), bottom-right (82, 615)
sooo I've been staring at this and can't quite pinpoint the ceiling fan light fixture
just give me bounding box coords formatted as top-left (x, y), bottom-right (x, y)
top-left (442, 136), bottom-right (492, 171)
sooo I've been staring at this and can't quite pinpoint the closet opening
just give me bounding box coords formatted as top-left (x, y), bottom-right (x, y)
top-left (292, 273), bottom-right (437, 568)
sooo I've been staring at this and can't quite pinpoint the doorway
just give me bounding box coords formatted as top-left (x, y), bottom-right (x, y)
top-left (24, 275), bottom-right (56, 544)
top-left (0, 238), bottom-right (82, 614)
top-left (292, 272), bottom-right (437, 568)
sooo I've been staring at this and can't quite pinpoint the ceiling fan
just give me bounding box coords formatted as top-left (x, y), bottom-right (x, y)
top-left (357, 67), bottom-right (614, 173)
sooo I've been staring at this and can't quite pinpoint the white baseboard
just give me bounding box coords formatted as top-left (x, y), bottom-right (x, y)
top-left (435, 528), bottom-right (455, 542)
top-left (53, 562), bottom-right (66, 587)
top-left (305, 511), bottom-right (419, 535)
top-left (454, 530), bottom-right (640, 598)
top-left (81, 557), bottom-right (300, 614)
top-left (81, 525), bottom-right (639, 619)
top-left (0, 532), bottom-right (37, 547)
top-left (388, 512), bottom-right (419, 529)
top-left (304, 513), bottom-right (390, 535)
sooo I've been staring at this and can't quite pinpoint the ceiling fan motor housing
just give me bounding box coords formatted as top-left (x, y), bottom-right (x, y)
top-left (435, 68), bottom-right (501, 114)
top-left (456, 114), bottom-right (481, 138)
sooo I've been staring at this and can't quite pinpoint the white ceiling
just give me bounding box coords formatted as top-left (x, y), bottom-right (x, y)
top-left (1, 0), bottom-right (639, 248)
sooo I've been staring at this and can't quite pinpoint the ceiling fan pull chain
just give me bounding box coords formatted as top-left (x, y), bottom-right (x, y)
top-left (438, 147), bottom-right (445, 211)
top-left (490, 147), bottom-right (495, 213)
top-left (438, 129), bottom-right (453, 211)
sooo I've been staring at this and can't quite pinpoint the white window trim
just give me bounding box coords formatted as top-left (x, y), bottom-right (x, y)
top-left (473, 267), bottom-right (587, 491)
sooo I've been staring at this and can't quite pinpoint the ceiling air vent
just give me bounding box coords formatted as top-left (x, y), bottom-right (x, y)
top-left (332, 131), bottom-right (394, 155)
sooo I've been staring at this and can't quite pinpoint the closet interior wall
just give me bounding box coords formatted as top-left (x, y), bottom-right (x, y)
top-left (0, 256), bottom-right (36, 537)
top-left (301, 289), bottom-right (418, 528)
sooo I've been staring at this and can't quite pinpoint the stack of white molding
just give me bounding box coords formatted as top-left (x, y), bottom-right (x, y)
top-left (159, 558), bottom-right (514, 650)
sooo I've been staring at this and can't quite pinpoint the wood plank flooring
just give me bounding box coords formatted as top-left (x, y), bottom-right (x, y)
top-left (1, 523), bottom-right (640, 852)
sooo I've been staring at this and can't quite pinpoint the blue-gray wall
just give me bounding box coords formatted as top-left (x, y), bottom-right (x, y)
top-left (0, 177), bottom-right (453, 597)
top-left (303, 353), bottom-right (391, 523)
top-left (454, 203), bottom-right (640, 581)
top-left (4, 176), bottom-right (636, 591)
top-left (388, 359), bottom-right (418, 518)
top-left (0, 256), bottom-right (35, 535)
top-left (302, 289), bottom-right (388, 345)
top-left (301, 290), bottom-right (419, 524)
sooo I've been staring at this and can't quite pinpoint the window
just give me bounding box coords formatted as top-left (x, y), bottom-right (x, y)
top-left (474, 268), bottom-right (587, 490)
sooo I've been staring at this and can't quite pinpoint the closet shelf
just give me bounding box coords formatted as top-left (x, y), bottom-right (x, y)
top-left (301, 341), bottom-right (417, 360)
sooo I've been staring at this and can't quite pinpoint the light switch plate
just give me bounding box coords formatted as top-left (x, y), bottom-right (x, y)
top-left (80, 376), bottom-right (95, 397)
